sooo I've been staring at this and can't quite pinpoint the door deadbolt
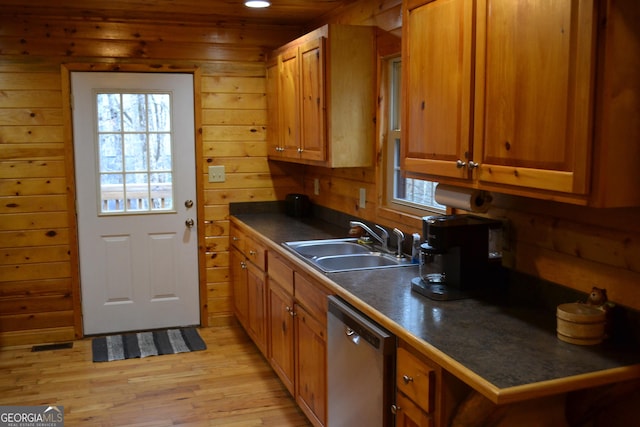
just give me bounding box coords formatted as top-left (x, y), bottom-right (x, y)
top-left (184, 200), bottom-right (194, 208)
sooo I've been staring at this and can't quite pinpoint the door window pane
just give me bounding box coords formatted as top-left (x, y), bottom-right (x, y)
top-left (96, 91), bottom-right (174, 214)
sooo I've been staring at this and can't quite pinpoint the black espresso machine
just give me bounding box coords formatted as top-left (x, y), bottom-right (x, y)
top-left (411, 215), bottom-right (503, 300)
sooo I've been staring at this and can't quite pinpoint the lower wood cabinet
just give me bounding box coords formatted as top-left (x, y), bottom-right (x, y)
top-left (268, 278), bottom-right (295, 393)
top-left (230, 224), bottom-right (267, 355)
top-left (395, 341), bottom-right (469, 427)
top-left (394, 392), bottom-right (433, 427)
top-left (395, 345), bottom-right (436, 426)
top-left (267, 251), bottom-right (329, 427)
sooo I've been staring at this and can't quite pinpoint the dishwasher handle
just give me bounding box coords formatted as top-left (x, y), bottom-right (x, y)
top-left (328, 295), bottom-right (394, 352)
top-left (345, 326), bottom-right (361, 345)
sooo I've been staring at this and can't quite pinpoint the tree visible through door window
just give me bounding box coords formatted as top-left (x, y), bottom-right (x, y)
top-left (96, 92), bottom-right (174, 214)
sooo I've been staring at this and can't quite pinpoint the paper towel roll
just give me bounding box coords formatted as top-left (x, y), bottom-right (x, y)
top-left (434, 184), bottom-right (491, 212)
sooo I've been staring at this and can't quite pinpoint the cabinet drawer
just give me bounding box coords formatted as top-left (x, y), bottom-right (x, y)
top-left (397, 347), bottom-right (435, 413)
top-left (294, 272), bottom-right (329, 322)
top-left (246, 236), bottom-right (267, 271)
top-left (268, 253), bottom-right (294, 294)
top-left (230, 222), bottom-right (245, 253)
top-left (395, 391), bottom-right (433, 427)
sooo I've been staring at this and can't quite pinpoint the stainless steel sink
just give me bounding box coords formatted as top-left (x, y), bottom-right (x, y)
top-left (283, 238), bottom-right (413, 272)
top-left (284, 238), bottom-right (371, 257)
top-left (313, 253), bottom-right (406, 271)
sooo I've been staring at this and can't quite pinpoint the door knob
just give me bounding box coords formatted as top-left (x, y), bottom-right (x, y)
top-left (185, 218), bottom-right (195, 228)
top-left (184, 199), bottom-right (194, 208)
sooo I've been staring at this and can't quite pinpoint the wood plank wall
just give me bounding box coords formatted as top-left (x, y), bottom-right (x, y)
top-left (1, 0), bottom-right (639, 346)
top-left (0, 14), bottom-right (303, 345)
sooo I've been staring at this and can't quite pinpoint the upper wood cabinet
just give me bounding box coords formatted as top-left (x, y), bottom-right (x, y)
top-left (267, 24), bottom-right (375, 168)
top-left (402, 0), bottom-right (475, 181)
top-left (474, 0), bottom-right (595, 196)
top-left (402, 0), bottom-right (640, 206)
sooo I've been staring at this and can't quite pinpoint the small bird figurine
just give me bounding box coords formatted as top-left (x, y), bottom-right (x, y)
top-left (584, 287), bottom-right (614, 313)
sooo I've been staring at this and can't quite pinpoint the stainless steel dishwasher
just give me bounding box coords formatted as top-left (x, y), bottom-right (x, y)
top-left (327, 295), bottom-right (396, 427)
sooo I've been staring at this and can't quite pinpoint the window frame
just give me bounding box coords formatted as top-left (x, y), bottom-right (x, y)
top-left (380, 55), bottom-right (445, 218)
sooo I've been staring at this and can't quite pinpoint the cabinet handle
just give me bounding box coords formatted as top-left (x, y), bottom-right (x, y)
top-left (456, 159), bottom-right (466, 168)
top-left (249, 250), bottom-right (257, 256)
top-left (468, 161), bottom-right (479, 170)
top-left (402, 374), bottom-right (414, 384)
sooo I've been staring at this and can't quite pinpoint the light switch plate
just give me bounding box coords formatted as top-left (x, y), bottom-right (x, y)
top-left (359, 188), bottom-right (366, 208)
top-left (314, 178), bottom-right (320, 195)
top-left (208, 165), bottom-right (225, 183)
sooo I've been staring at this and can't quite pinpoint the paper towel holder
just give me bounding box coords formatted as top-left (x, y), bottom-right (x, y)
top-left (434, 183), bottom-right (493, 213)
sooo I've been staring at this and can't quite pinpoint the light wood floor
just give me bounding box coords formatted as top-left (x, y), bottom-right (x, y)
top-left (0, 325), bottom-right (312, 427)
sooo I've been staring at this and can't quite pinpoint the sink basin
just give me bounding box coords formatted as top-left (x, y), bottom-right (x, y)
top-left (283, 238), bottom-right (413, 272)
top-left (313, 253), bottom-right (407, 272)
top-left (284, 238), bottom-right (371, 258)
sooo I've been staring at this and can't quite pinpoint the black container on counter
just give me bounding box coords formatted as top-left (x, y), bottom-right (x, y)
top-left (285, 193), bottom-right (311, 217)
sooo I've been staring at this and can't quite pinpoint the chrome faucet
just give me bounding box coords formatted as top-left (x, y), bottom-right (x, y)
top-left (349, 221), bottom-right (389, 252)
top-left (392, 228), bottom-right (405, 258)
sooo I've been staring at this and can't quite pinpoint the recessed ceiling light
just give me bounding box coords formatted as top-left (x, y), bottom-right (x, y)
top-left (245, 1), bottom-right (271, 8)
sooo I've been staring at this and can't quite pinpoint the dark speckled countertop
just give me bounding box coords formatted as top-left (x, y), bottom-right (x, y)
top-left (232, 210), bottom-right (640, 404)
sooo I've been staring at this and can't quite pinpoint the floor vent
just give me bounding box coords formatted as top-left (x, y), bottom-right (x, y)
top-left (31, 342), bottom-right (73, 352)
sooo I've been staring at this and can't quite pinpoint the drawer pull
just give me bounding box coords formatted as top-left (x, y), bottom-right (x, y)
top-left (402, 375), bottom-right (414, 384)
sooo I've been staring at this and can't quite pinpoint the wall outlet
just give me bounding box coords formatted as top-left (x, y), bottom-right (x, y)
top-left (208, 165), bottom-right (225, 183)
top-left (359, 188), bottom-right (366, 208)
top-left (314, 178), bottom-right (320, 195)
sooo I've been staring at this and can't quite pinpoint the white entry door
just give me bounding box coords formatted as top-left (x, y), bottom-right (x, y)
top-left (72, 72), bottom-right (200, 335)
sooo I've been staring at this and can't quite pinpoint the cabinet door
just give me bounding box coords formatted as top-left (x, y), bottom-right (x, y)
top-left (474, 0), bottom-right (595, 194)
top-left (395, 392), bottom-right (433, 427)
top-left (246, 261), bottom-right (267, 355)
top-left (268, 281), bottom-right (295, 394)
top-left (295, 303), bottom-right (327, 427)
top-left (230, 247), bottom-right (248, 327)
top-left (299, 37), bottom-right (326, 162)
top-left (402, 0), bottom-right (474, 179)
top-left (266, 59), bottom-right (281, 157)
top-left (279, 47), bottom-right (301, 159)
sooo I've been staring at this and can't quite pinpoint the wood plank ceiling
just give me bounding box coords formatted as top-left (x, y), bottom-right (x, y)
top-left (0, 0), bottom-right (356, 26)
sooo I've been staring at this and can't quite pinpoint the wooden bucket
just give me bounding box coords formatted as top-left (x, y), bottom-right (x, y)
top-left (556, 303), bottom-right (606, 345)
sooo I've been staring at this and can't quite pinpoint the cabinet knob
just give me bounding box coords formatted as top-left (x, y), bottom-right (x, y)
top-left (240, 261), bottom-right (247, 269)
top-left (232, 236), bottom-right (240, 241)
top-left (249, 250), bottom-right (257, 256)
top-left (402, 374), bottom-right (414, 384)
top-left (391, 404), bottom-right (400, 415)
top-left (456, 159), bottom-right (467, 168)
top-left (297, 148), bottom-right (303, 153)
top-left (468, 161), bottom-right (480, 169)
